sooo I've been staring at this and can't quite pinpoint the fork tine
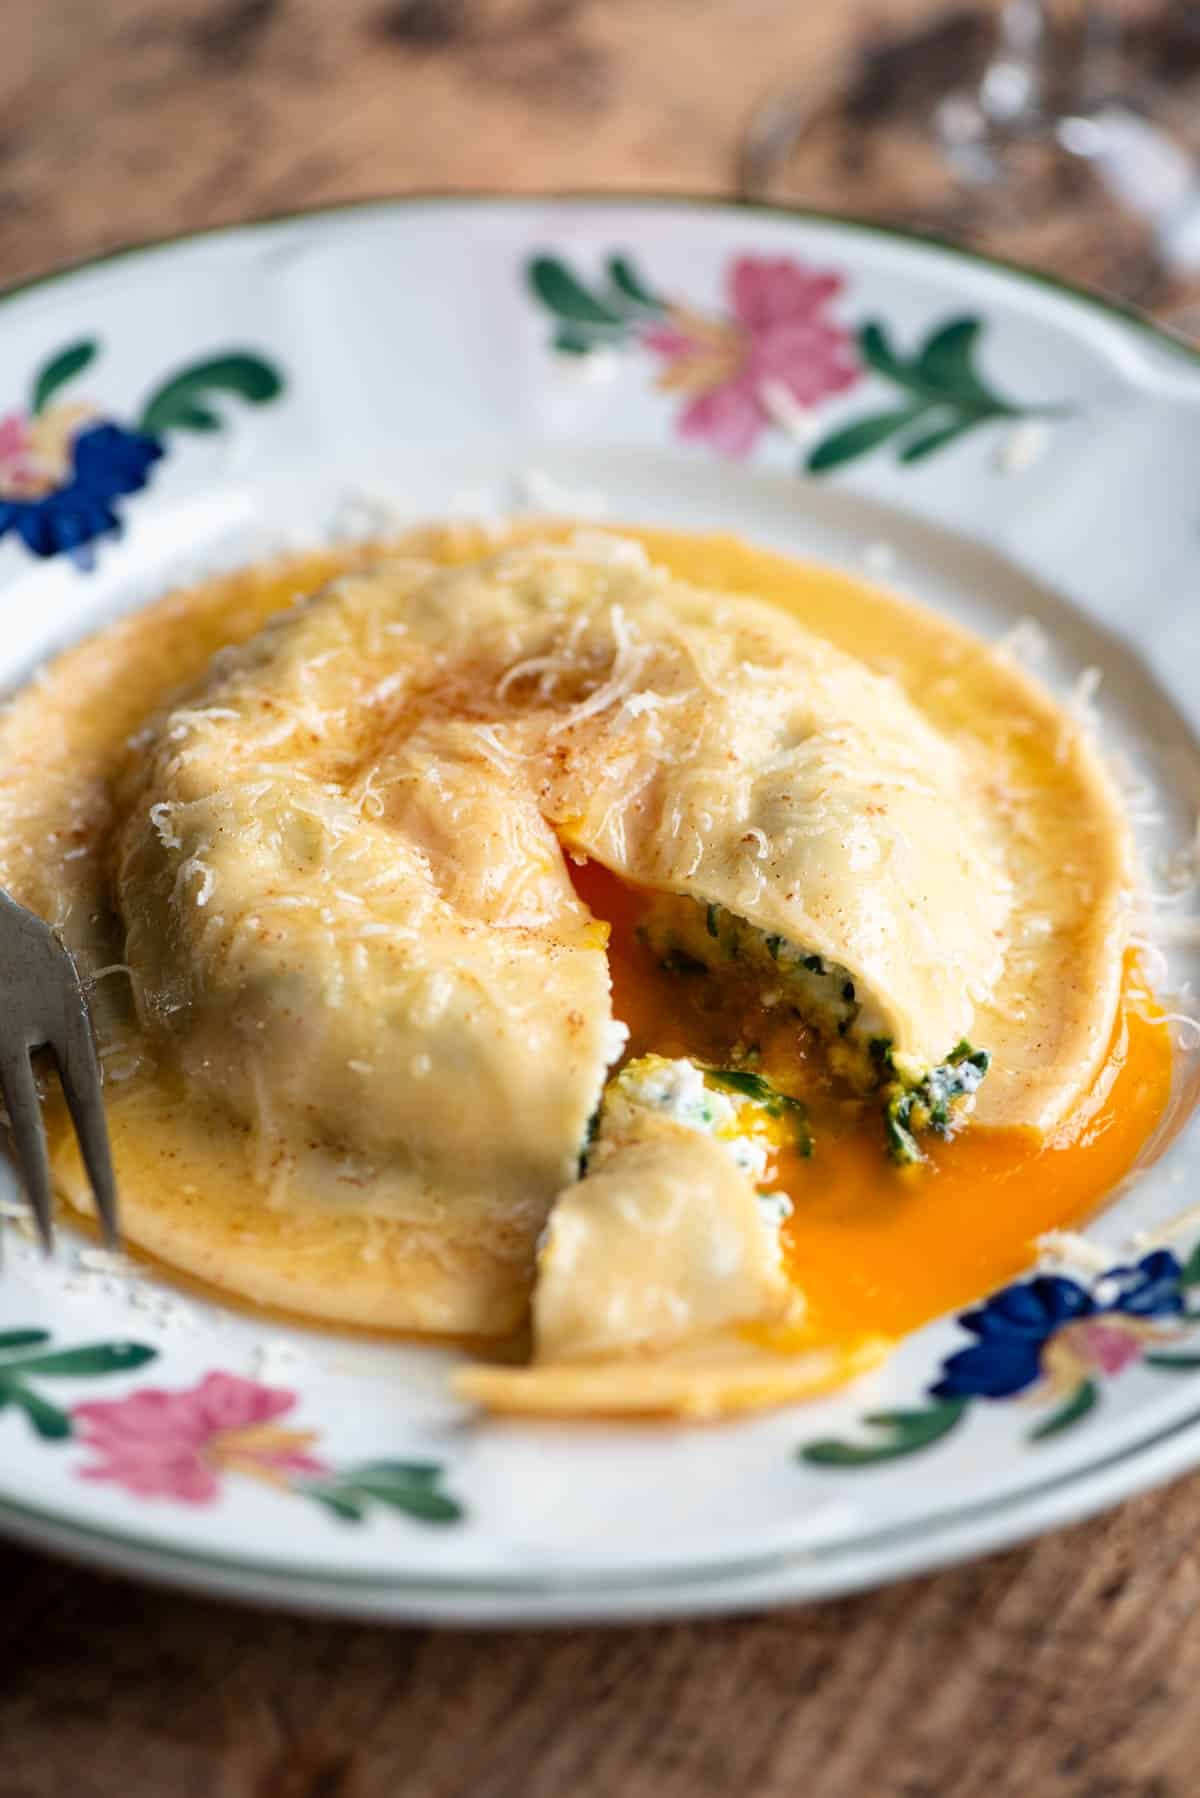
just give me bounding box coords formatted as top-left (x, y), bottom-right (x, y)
top-left (0, 1049), bottom-right (54, 1252)
top-left (55, 994), bottom-right (119, 1249)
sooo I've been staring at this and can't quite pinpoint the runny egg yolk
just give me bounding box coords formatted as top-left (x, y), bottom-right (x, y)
top-left (570, 858), bottom-right (1175, 1361)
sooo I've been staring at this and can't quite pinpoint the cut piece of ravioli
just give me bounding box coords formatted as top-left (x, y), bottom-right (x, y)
top-left (456, 1053), bottom-right (885, 1419)
top-left (535, 1059), bottom-right (800, 1364)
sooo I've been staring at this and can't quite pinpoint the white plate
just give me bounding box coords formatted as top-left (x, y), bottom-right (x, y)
top-left (1, 196), bottom-right (1199, 1624)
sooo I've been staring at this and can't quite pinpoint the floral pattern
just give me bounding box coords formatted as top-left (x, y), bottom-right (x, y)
top-left (74, 1372), bottom-right (326, 1504)
top-left (931, 1252), bottom-right (1183, 1402)
top-left (0, 1332), bottom-right (462, 1525)
top-left (802, 1249), bottom-right (1200, 1467)
top-left (640, 257), bottom-right (859, 457)
top-left (0, 340), bottom-right (284, 564)
top-left (527, 250), bottom-right (1059, 473)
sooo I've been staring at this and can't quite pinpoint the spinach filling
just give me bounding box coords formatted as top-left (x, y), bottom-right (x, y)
top-left (638, 894), bottom-right (992, 1166)
top-left (873, 1039), bottom-right (992, 1166)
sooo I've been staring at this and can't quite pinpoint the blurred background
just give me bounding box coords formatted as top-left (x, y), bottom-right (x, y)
top-left (9, 0), bottom-right (1200, 337)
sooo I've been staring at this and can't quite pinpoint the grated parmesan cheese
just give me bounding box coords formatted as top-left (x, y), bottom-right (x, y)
top-left (76, 1247), bottom-right (131, 1276)
top-left (247, 1337), bottom-right (306, 1381)
top-left (566, 530), bottom-right (650, 572)
top-left (994, 418), bottom-right (1050, 475)
top-left (496, 654), bottom-right (564, 704)
top-left (995, 616), bottom-right (1050, 669)
top-left (1057, 666), bottom-right (1104, 762)
top-left (1036, 1229), bottom-right (1122, 1275)
top-left (546, 609), bottom-right (651, 737)
top-left (149, 801), bottom-right (182, 850)
top-left (517, 468), bottom-right (609, 518)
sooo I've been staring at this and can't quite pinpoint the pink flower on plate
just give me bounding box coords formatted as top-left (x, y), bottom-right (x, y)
top-left (0, 402), bottom-right (98, 500)
top-left (642, 255), bottom-right (861, 457)
top-left (1040, 1314), bottom-right (1170, 1399)
top-left (0, 411), bottom-right (37, 498)
top-left (72, 1371), bottom-right (328, 1505)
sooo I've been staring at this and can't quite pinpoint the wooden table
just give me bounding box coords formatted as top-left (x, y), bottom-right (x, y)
top-left (5, 5), bottom-right (1200, 1794)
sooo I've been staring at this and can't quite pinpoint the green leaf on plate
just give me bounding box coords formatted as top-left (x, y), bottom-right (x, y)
top-left (0, 1329), bottom-right (52, 1353)
top-left (800, 1397), bottom-right (968, 1467)
top-left (1178, 1242), bottom-right (1200, 1288)
top-left (856, 320), bottom-right (911, 384)
top-left (354, 1482), bottom-right (463, 1524)
top-left (305, 1487), bottom-right (366, 1524)
top-left (301, 1460), bottom-right (464, 1526)
top-left (912, 317), bottom-right (996, 406)
top-left (1, 1341), bottom-right (157, 1378)
top-left (606, 254), bottom-right (663, 312)
top-left (813, 312), bottom-right (1049, 475)
top-left (897, 414), bottom-right (974, 463)
top-left (343, 1460), bottom-right (464, 1524)
top-left (553, 326), bottom-right (600, 356)
top-left (138, 353), bottom-right (284, 438)
top-left (0, 1334), bottom-right (157, 1442)
top-left (1030, 1379), bottom-right (1098, 1441)
top-left (31, 340), bottom-right (99, 415)
top-left (527, 257), bottom-right (626, 329)
top-left (806, 406), bottom-right (923, 474)
top-left (347, 1458), bottom-right (445, 1481)
top-left (156, 399), bottom-right (224, 432)
top-left (1144, 1351), bottom-right (1200, 1371)
top-left (0, 1380), bottom-right (72, 1441)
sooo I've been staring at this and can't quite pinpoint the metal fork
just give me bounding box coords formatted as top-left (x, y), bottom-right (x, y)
top-left (0, 887), bottom-right (118, 1251)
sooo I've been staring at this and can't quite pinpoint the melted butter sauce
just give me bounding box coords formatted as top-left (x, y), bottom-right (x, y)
top-left (39, 521), bottom-right (1177, 1364)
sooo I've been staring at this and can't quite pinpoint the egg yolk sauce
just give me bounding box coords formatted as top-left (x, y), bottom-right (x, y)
top-left (570, 858), bottom-right (1173, 1357)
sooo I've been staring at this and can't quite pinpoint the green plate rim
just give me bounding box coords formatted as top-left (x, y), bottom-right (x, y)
top-left (2, 188), bottom-right (1199, 374)
top-left (3, 1390), bottom-right (1200, 1610)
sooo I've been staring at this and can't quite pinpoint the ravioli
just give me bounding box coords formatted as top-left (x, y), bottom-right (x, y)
top-left (115, 538), bottom-right (1014, 1118)
top-left (458, 1056), bottom-right (830, 1417)
top-left (0, 525), bottom-right (1153, 1414)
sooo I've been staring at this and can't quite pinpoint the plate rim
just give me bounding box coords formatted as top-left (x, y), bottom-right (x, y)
top-left (5, 1391), bottom-right (1200, 1621)
top-left (4, 187), bottom-right (1199, 378)
top-left (2, 189), bottom-right (1199, 1619)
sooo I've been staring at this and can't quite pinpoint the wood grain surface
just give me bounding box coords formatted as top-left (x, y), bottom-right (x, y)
top-left (5, 4), bottom-right (1200, 1795)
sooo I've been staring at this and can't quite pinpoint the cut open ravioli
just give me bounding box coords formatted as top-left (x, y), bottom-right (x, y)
top-left (456, 1055), bottom-right (867, 1419)
top-left (0, 527), bottom-right (1140, 1407)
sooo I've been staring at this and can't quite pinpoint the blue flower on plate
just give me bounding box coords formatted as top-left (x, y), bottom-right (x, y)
top-left (0, 421), bottom-right (164, 561)
top-left (0, 338), bottom-right (284, 568)
top-left (802, 1248), bottom-right (1199, 1468)
top-left (931, 1249), bottom-right (1185, 1401)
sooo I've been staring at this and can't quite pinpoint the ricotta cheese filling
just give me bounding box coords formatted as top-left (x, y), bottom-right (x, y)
top-left (597, 1052), bottom-right (796, 1201)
